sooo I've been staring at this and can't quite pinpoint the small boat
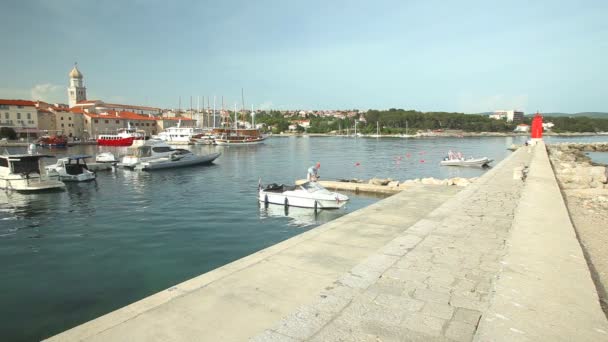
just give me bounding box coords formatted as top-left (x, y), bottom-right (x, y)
top-left (190, 133), bottom-right (216, 145)
top-left (440, 151), bottom-right (493, 167)
top-left (0, 153), bottom-right (65, 191)
top-left (259, 181), bottom-right (349, 209)
top-left (136, 150), bottom-right (221, 171)
top-left (95, 152), bottom-right (118, 163)
top-left (45, 155), bottom-right (96, 182)
top-left (36, 135), bottom-right (68, 147)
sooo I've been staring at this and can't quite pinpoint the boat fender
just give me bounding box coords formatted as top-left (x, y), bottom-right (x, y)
top-left (264, 194), bottom-right (269, 207)
top-left (284, 197), bottom-right (289, 208)
top-left (314, 200), bottom-right (318, 212)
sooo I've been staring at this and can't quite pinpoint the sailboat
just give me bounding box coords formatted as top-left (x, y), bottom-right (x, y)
top-left (369, 121), bottom-right (381, 138)
top-left (399, 120), bottom-right (417, 138)
top-left (212, 101), bottom-right (266, 146)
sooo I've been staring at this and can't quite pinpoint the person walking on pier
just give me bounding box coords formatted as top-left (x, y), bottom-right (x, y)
top-left (307, 162), bottom-right (320, 182)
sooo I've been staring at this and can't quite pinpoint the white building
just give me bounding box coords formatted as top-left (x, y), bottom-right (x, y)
top-left (493, 110), bottom-right (524, 123)
top-left (0, 99), bottom-right (39, 138)
top-left (67, 64), bottom-right (87, 108)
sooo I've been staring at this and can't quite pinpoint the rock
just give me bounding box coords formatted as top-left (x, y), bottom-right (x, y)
top-left (453, 178), bottom-right (471, 187)
top-left (421, 177), bottom-right (442, 185)
top-left (370, 178), bottom-right (390, 186)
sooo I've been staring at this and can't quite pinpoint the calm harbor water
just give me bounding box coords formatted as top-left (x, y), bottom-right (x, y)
top-left (1, 135), bottom-right (606, 341)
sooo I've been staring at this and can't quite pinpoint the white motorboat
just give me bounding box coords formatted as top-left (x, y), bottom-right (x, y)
top-left (119, 139), bottom-right (180, 168)
top-left (45, 155), bottom-right (96, 182)
top-left (440, 152), bottom-right (493, 167)
top-left (136, 150), bottom-right (221, 171)
top-left (0, 153), bottom-right (65, 191)
top-left (259, 181), bottom-right (349, 209)
top-left (95, 152), bottom-right (118, 163)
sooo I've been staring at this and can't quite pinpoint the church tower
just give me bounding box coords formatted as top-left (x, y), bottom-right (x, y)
top-left (67, 63), bottom-right (86, 107)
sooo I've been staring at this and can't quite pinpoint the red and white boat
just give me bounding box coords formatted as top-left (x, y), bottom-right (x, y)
top-left (97, 128), bottom-right (145, 147)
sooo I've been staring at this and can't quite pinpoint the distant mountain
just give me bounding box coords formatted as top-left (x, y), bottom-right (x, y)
top-left (539, 112), bottom-right (608, 118)
top-left (475, 112), bottom-right (608, 118)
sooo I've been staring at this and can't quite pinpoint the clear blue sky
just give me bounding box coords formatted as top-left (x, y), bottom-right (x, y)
top-left (1, 0), bottom-right (606, 113)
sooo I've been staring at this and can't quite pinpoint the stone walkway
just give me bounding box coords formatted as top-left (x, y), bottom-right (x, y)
top-left (252, 148), bottom-right (533, 342)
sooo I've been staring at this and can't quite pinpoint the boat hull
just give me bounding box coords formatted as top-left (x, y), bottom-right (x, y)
top-left (97, 137), bottom-right (134, 146)
top-left (1, 176), bottom-right (65, 192)
top-left (258, 190), bottom-right (347, 209)
top-left (440, 158), bottom-right (493, 167)
top-left (139, 152), bottom-right (221, 170)
top-left (215, 137), bottom-right (266, 146)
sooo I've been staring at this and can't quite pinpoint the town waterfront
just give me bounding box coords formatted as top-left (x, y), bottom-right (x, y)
top-left (1, 135), bottom-right (607, 341)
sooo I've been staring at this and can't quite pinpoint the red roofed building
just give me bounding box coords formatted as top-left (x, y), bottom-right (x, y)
top-left (72, 100), bottom-right (162, 116)
top-left (83, 110), bottom-right (160, 139)
top-left (0, 99), bottom-right (40, 138)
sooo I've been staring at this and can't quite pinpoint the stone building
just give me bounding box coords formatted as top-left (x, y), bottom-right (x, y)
top-left (0, 99), bottom-right (39, 138)
top-left (83, 110), bottom-right (158, 139)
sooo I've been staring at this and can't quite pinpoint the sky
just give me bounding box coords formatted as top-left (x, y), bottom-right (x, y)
top-left (0, 0), bottom-right (606, 113)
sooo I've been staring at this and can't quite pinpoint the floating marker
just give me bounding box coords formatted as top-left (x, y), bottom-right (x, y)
top-left (355, 162), bottom-right (361, 166)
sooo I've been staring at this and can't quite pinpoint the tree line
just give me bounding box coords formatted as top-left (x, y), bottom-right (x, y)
top-left (254, 109), bottom-right (608, 134)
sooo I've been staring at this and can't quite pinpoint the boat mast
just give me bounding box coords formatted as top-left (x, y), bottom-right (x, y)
top-left (206, 96), bottom-right (210, 129)
top-left (197, 96), bottom-right (200, 128)
top-left (213, 95), bottom-right (216, 128)
top-left (234, 103), bottom-right (237, 130)
top-left (251, 104), bottom-right (255, 128)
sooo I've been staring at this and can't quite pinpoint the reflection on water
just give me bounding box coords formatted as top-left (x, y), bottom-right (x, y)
top-left (259, 202), bottom-right (350, 227)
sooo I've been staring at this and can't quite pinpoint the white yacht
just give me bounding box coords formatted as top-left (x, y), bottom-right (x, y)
top-left (120, 139), bottom-right (177, 168)
top-left (0, 153), bottom-right (65, 191)
top-left (120, 139), bottom-right (220, 170)
top-left (45, 155), bottom-right (96, 182)
top-left (154, 121), bottom-right (202, 144)
top-left (136, 150), bottom-right (221, 171)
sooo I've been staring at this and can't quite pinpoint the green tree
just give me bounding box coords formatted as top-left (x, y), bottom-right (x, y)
top-left (0, 127), bottom-right (17, 140)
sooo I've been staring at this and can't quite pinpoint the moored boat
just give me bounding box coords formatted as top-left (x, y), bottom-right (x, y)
top-left (154, 121), bottom-right (201, 144)
top-left (36, 135), bottom-right (68, 147)
top-left (0, 153), bottom-right (65, 191)
top-left (45, 155), bottom-right (96, 182)
top-left (440, 151), bottom-right (493, 167)
top-left (213, 128), bottom-right (266, 145)
top-left (136, 150), bottom-right (221, 171)
top-left (97, 127), bottom-right (145, 147)
top-left (259, 181), bottom-right (349, 209)
top-left (95, 152), bottom-right (118, 163)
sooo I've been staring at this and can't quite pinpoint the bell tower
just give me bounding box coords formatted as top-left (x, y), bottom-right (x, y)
top-left (67, 63), bottom-right (86, 107)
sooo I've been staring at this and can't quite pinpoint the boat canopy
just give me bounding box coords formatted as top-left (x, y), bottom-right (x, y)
top-left (65, 155), bottom-right (93, 161)
top-left (5, 155), bottom-right (47, 174)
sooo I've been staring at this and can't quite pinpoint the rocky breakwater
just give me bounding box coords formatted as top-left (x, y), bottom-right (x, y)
top-left (344, 176), bottom-right (478, 187)
top-left (548, 142), bottom-right (608, 189)
top-left (547, 142), bottom-right (608, 314)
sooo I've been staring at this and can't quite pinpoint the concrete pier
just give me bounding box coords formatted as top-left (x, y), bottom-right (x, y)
top-left (47, 143), bottom-right (608, 341)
